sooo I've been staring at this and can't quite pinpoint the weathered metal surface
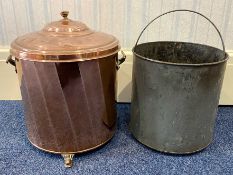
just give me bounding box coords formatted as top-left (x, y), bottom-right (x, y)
top-left (130, 9), bottom-right (229, 154)
top-left (130, 41), bottom-right (228, 153)
top-left (16, 55), bottom-right (117, 153)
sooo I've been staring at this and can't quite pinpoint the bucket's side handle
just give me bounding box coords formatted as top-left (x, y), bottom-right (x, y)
top-left (116, 51), bottom-right (126, 70)
top-left (134, 9), bottom-right (225, 52)
top-left (6, 55), bottom-right (17, 73)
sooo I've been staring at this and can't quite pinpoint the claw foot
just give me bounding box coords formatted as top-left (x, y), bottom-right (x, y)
top-left (61, 154), bottom-right (74, 168)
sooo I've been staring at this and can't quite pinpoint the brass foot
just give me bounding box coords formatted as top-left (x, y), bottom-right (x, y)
top-left (61, 154), bottom-right (74, 168)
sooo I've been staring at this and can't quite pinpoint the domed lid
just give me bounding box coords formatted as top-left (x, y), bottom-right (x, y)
top-left (10, 11), bottom-right (120, 62)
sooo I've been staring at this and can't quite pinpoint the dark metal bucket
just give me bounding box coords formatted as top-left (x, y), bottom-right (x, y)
top-left (129, 10), bottom-right (229, 154)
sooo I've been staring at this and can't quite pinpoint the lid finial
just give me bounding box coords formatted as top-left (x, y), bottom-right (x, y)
top-left (61, 11), bottom-right (69, 19)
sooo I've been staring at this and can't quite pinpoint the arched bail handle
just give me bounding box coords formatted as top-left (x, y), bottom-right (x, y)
top-left (134, 9), bottom-right (225, 53)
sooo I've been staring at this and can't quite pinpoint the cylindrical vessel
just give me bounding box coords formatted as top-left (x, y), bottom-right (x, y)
top-left (17, 56), bottom-right (117, 153)
top-left (129, 10), bottom-right (229, 154)
top-left (7, 11), bottom-right (125, 167)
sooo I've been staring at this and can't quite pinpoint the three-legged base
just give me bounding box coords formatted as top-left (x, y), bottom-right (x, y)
top-left (28, 133), bottom-right (114, 168)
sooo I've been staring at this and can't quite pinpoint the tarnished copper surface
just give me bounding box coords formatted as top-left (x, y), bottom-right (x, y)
top-left (17, 55), bottom-right (117, 153)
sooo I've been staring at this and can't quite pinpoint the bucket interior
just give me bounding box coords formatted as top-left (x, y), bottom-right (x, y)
top-left (134, 42), bottom-right (227, 64)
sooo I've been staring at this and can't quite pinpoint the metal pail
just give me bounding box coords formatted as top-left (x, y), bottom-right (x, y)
top-left (6, 11), bottom-right (125, 167)
top-left (129, 10), bottom-right (229, 154)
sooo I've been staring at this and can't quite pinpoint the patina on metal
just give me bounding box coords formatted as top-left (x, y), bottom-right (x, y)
top-left (129, 10), bottom-right (229, 154)
top-left (7, 11), bottom-right (125, 167)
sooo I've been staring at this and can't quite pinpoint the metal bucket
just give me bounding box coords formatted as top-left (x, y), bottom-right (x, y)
top-left (129, 10), bottom-right (229, 154)
top-left (6, 11), bottom-right (126, 167)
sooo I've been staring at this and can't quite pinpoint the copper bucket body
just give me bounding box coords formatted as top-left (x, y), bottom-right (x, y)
top-left (16, 55), bottom-right (117, 154)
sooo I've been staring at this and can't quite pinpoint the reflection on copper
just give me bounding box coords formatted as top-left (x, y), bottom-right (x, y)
top-left (9, 11), bottom-right (122, 165)
top-left (18, 55), bottom-right (117, 153)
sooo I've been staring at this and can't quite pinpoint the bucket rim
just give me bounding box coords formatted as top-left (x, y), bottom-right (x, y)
top-left (132, 41), bottom-right (229, 66)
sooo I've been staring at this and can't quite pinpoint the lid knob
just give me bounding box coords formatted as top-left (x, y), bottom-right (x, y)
top-left (61, 11), bottom-right (69, 19)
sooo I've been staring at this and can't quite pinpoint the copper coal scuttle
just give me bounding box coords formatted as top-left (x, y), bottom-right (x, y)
top-left (7, 11), bottom-right (125, 167)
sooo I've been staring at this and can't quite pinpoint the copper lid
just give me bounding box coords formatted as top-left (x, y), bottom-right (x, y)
top-left (10, 11), bottom-right (120, 62)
